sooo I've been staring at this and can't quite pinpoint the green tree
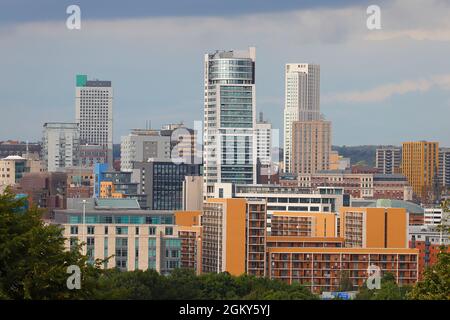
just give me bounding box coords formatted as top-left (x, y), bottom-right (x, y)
top-left (0, 189), bottom-right (102, 299)
top-left (408, 200), bottom-right (450, 300)
top-left (356, 273), bottom-right (410, 300)
top-left (338, 270), bottom-right (354, 292)
top-left (407, 249), bottom-right (450, 300)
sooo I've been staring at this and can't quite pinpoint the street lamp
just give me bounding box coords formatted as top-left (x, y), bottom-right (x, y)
top-left (82, 199), bottom-right (87, 254)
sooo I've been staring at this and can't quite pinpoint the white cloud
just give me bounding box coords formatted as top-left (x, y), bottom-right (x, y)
top-left (324, 74), bottom-right (450, 103)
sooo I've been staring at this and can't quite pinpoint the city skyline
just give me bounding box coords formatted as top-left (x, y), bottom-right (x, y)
top-left (1, 0), bottom-right (450, 146)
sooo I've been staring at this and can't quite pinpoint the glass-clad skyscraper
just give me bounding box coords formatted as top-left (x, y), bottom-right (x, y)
top-left (203, 47), bottom-right (257, 197)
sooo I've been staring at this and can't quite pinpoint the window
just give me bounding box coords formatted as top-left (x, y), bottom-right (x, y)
top-left (149, 227), bottom-right (156, 235)
top-left (70, 226), bottom-right (78, 234)
top-left (116, 227), bottom-right (128, 235)
top-left (135, 227), bottom-right (139, 235)
top-left (165, 227), bottom-right (173, 236)
top-left (87, 226), bottom-right (95, 235)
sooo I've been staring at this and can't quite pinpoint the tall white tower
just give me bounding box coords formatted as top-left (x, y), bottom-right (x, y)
top-left (75, 74), bottom-right (113, 166)
top-left (283, 64), bottom-right (320, 173)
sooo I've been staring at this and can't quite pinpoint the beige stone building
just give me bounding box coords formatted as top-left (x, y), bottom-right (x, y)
top-left (291, 120), bottom-right (331, 175)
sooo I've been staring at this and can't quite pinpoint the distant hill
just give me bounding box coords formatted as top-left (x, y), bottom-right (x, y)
top-left (332, 145), bottom-right (397, 168)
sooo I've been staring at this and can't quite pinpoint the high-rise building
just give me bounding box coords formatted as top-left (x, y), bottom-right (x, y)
top-left (75, 74), bottom-right (113, 166)
top-left (291, 120), bottom-right (331, 175)
top-left (376, 147), bottom-right (401, 174)
top-left (255, 113), bottom-right (272, 166)
top-left (203, 47), bottom-right (257, 198)
top-left (402, 141), bottom-right (439, 203)
top-left (283, 64), bottom-right (320, 173)
top-left (438, 147), bottom-right (450, 190)
top-left (43, 122), bottom-right (80, 172)
top-left (120, 129), bottom-right (171, 172)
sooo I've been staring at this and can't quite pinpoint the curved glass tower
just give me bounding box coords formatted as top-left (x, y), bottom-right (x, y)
top-left (203, 47), bottom-right (257, 197)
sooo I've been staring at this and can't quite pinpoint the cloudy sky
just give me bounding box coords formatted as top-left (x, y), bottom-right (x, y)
top-left (1, 0), bottom-right (450, 146)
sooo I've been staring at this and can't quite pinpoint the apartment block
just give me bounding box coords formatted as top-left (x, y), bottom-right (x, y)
top-left (292, 120), bottom-right (331, 175)
top-left (438, 148), bottom-right (450, 189)
top-left (409, 225), bottom-right (450, 279)
top-left (269, 212), bottom-right (336, 238)
top-left (246, 199), bottom-right (267, 277)
top-left (402, 141), bottom-right (439, 203)
top-left (268, 247), bottom-right (418, 293)
top-left (376, 147), bottom-right (402, 175)
top-left (42, 122), bottom-right (80, 172)
top-left (201, 198), bottom-right (247, 275)
top-left (175, 210), bottom-right (202, 275)
top-left (339, 207), bottom-right (409, 248)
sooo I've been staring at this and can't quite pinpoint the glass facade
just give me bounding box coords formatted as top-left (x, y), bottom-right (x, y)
top-left (161, 238), bottom-right (181, 275)
top-left (115, 238), bottom-right (128, 271)
top-left (152, 162), bottom-right (201, 210)
top-left (67, 213), bottom-right (174, 225)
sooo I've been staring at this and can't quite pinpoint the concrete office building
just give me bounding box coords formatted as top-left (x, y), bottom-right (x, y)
top-left (120, 129), bottom-right (171, 172)
top-left (203, 47), bottom-right (257, 198)
top-left (376, 147), bottom-right (402, 174)
top-left (283, 63), bottom-right (320, 173)
top-left (75, 75), bottom-right (113, 166)
top-left (42, 122), bottom-right (80, 172)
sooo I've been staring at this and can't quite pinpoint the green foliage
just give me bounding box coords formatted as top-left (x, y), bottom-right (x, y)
top-left (332, 145), bottom-right (381, 167)
top-left (0, 190), bottom-right (317, 300)
top-left (407, 249), bottom-right (450, 300)
top-left (92, 269), bottom-right (318, 300)
top-left (0, 189), bottom-right (102, 299)
top-left (338, 270), bottom-right (354, 292)
top-left (355, 273), bottom-right (411, 300)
